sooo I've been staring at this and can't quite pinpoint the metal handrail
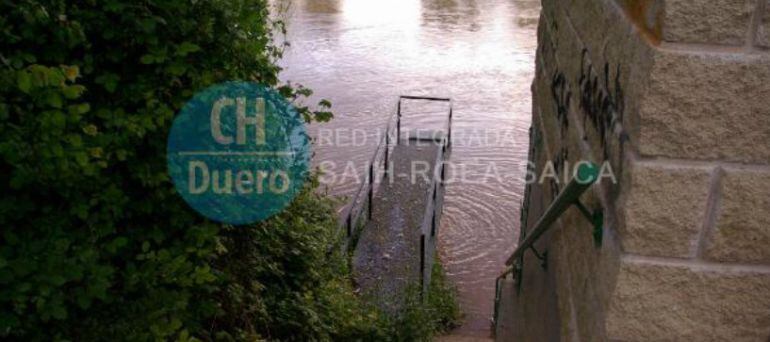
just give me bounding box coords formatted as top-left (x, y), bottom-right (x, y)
top-left (397, 95), bottom-right (452, 147)
top-left (504, 162), bottom-right (599, 266)
top-left (492, 161), bottom-right (601, 328)
top-left (339, 109), bottom-right (398, 243)
top-left (399, 95), bottom-right (451, 102)
top-left (403, 95), bottom-right (453, 297)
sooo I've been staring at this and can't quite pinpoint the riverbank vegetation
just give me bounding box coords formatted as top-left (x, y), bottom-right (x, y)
top-left (383, 258), bottom-right (462, 340)
top-left (0, 0), bottom-right (458, 340)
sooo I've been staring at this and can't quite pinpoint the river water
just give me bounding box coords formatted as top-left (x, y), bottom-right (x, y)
top-left (274, 0), bottom-right (539, 336)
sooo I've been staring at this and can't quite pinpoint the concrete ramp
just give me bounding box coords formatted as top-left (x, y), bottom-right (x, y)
top-left (352, 140), bottom-right (440, 312)
top-left (339, 95), bottom-right (453, 316)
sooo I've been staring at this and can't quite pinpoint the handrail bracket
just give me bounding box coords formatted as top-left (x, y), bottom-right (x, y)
top-left (528, 246), bottom-right (547, 270)
top-left (574, 200), bottom-right (603, 247)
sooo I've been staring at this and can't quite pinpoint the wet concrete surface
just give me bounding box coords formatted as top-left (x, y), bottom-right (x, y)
top-left (352, 140), bottom-right (440, 313)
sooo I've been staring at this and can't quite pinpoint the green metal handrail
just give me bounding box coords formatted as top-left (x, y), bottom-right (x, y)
top-left (505, 162), bottom-right (600, 266)
top-left (493, 161), bottom-right (602, 329)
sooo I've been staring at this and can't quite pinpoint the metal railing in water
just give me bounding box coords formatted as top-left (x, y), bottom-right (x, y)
top-left (338, 95), bottom-right (452, 298)
top-left (409, 96), bottom-right (452, 297)
top-left (492, 161), bottom-right (603, 327)
top-left (337, 107), bottom-right (396, 249)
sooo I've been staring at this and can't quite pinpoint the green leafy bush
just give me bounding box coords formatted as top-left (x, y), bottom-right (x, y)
top-left (382, 257), bottom-right (462, 341)
top-left (0, 0), bottom-right (348, 340)
top-left (212, 178), bottom-right (386, 340)
top-left (0, 0), bottom-right (458, 340)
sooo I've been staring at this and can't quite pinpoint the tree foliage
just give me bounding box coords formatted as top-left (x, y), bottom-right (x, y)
top-left (0, 0), bottom-right (459, 340)
top-left (0, 0), bottom-right (348, 340)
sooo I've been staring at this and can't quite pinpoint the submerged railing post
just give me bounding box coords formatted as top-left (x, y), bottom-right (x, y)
top-left (431, 212), bottom-right (436, 237)
top-left (346, 214), bottom-right (352, 237)
top-left (420, 233), bottom-right (426, 298)
top-left (396, 100), bottom-right (402, 145)
top-left (384, 132), bottom-right (390, 177)
top-left (493, 276), bottom-right (503, 329)
top-left (368, 164), bottom-right (374, 220)
top-left (446, 102), bottom-right (453, 146)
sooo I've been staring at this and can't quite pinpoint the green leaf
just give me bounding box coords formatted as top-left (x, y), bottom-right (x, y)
top-left (166, 63), bottom-right (187, 76)
top-left (74, 151), bottom-right (88, 166)
top-left (62, 85), bottom-right (85, 99)
top-left (314, 110), bottom-right (333, 122)
top-left (89, 147), bottom-right (103, 158)
top-left (116, 149), bottom-right (128, 161)
top-left (176, 42), bottom-right (201, 56)
top-left (17, 71), bottom-right (31, 93)
top-left (67, 134), bottom-right (83, 147)
top-left (45, 93), bottom-right (63, 108)
top-left (48, 110), bottom-right (66, 129)
top-left (140, 54), bottom-right (155, 64)
top-left (82, 124), bottom-right (98, 136)
top-left (72, 103), bottom-right (90, 114)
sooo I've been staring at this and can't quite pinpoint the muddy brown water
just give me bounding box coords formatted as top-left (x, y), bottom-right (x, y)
top-left (273, 0), bottom-right (540, 336)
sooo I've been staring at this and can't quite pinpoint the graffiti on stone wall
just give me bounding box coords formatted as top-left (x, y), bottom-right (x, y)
top-left (548, 68), bottom-right (572, 200)
top-left (531, 76), bottom-right (571, 216)
top-left (549, 146), bottom-right (568, 201)
top-left (577, 48), bottom-right (629, 192)
top-left (578, 48), bottom-right (629, 160)
top-left (544, 48), bottom-right (629, 201)
top-left (551, 72), bottom-right (571, 135)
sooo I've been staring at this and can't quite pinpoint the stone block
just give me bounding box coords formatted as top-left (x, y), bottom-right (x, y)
top-left (661, 0), bottom-right (755, 45)
top-left (606, 259), bottom-right (770, 341)
top-left (705, 168), bottom-right (770, 263)
top-left (639, 50), bottom-right (770, 163)
top-left (619, 163), bottom-right (712, 257)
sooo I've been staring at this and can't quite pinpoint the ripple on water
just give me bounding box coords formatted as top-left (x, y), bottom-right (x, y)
top-left (275, 0), bottom-right (539, 336)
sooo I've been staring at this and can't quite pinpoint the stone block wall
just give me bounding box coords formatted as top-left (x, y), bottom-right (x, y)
top-left (500, 0), bottom-right (770, 341)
